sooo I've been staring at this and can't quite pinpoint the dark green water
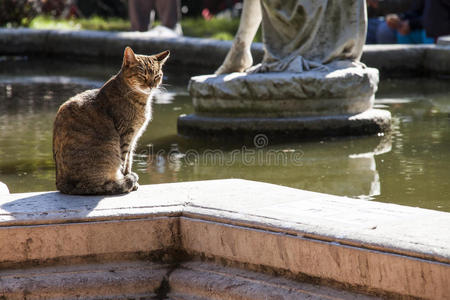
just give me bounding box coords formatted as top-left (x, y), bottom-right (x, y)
top-left (0, 57), bottom-right (449, 211)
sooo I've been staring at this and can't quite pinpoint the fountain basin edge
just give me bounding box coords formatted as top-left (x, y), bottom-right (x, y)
top-left (0, 179), bottom-right (448, 299)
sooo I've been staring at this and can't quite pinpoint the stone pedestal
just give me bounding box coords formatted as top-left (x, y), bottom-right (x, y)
top-left (178, 67), bottom-right (391, 140)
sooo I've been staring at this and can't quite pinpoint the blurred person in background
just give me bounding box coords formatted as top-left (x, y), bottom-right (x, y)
top-left (366, 0), bottom-right (414, 43)
top-left (422, 0), bottom-right (450, 41)
top-left (128, 0), bottom-right (181, 34)
top-left (367, 0), bottom-right (450, 44)
top-left (385, 0), bottom-right (434, 44)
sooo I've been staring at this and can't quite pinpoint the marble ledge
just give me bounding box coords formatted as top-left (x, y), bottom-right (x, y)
top-left (1, 179), bottom-right (449, 263)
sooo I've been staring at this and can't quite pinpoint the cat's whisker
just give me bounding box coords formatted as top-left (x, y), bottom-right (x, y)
top-left (135, 87), bottom-right (152, 95)
top-left (125, 86), bottom-right (152, 97)
top-left (156, 86), bottom-right (168, 93)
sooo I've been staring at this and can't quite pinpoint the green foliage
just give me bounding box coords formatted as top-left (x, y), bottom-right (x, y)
top-left (181, 17), bottom-right (239, 40)
top-left (9, 15), bottom-right (263, 42)
top-left (181, 17), bottom-right (261, 42)
top-left (78, 16), bottom-right (130, 31)
top-left (29, 16), bottom-right (81, 30)
top-left (211, 32), bottom-right (235, 41)
top-left (29, 15), bottom-right (130, 31)
top-left (0, 0), bottom-right (38, 27)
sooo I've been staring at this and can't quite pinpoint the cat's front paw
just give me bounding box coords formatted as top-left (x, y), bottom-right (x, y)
top-left (124, 173), bottom-right (138, 193)
top-left (126, 172), bottom-right (139, 192)
top-left (130, 172), bottom-right (139, 181)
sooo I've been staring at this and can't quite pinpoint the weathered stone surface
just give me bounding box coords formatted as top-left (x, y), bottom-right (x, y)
top-left (169, 262), bottom-right (377, 300)
top-left (0, 28), bottom-right (50, 55)
top-left (0, 217), bottom-right (176, 264)
top-left (178, 109), bottom-right (391, 139)
top-left (189, 67), bottom-right (379, 117)
top-left (183, 65), bottom-right (389, 139)
top-left (180, 217), bottom-right (449, 299)
top-left (425, 46), bottom-right (450, 76)
top-left (0, 261), bottom-right (167, 299)
top-left (1, 180), bottom-right (448, 262)
top-left (0, 260), bottom-right (375, 300)
top-left (0, 180), bottom-right (449, 299)
top-left (0, 184), bottom-right (184, 225)
top-left (361, 44), bottom-right (429, 76)
top-left (177, 180), bottom-right (450, 263)
top-left (362, 43), bottom-right (450, 77)
top-left (185, 61), bottom-right (390, 139)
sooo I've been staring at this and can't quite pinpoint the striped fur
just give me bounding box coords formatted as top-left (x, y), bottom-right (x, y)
top-left (53, 47), bottom-right (169, 195)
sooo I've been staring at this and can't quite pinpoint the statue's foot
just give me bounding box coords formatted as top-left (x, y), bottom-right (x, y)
top-left (215, 42), bottom-right (253, 74)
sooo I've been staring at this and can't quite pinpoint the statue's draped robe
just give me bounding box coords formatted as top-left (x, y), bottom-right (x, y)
top-left (253, 0), bottom-right (367, 72)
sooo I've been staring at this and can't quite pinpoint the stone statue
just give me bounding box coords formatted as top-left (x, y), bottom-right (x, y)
top-left (216, 0), bottom-right (367, 74)
top-left (178, 0), bottom-right (391, 140)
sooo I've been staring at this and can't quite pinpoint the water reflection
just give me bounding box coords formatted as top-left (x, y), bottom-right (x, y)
top-left (0, 82), bottom-right (97, 192)
top-left (374, 89), bottom-right (450, 210)
top-left (138, 134), bottom-right (391, 199)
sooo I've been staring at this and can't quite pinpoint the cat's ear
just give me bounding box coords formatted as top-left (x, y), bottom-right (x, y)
top-left (155, 50), bottom-right (170, 65)
top-left (123, 47), bottom-right (138, 67)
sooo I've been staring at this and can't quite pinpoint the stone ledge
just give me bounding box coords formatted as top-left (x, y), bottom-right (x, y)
top-left (168, 262), bottom-right (377, 300)
top-left (424, 46), bottom-right (450, 75)
top-left (437, 35), bottom-right (450, 46)
top-left (0, 260), bottom-right (375, 300)
top-left (0, 261), bottom-right (167, 299)
top-left (0, 28), bottom-right (262, 70)
top-left (361, 44), bottom-right (429, 76)
top-left (179, 217), bottom-right (450, 299)
top-left (0, 179), bottom-right (449, 299)
top-left (1, 29), bottom-right (450, 76)
top-left (1, 179), bottom-right (448, 262)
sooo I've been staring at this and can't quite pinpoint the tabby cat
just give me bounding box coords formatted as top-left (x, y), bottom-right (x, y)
top-left (53, 47), bottom-right (169, 195)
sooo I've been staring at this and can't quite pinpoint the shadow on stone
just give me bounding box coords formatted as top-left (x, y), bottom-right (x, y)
top-left (0, 191), bottom-right (106, 224)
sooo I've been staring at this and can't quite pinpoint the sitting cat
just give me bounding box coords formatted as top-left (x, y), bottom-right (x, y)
top-left (53, 47), bottom-right (169, 195)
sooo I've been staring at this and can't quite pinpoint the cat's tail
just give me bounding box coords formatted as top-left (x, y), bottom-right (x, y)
top-left (57, 174), bottom-right (138, 195)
